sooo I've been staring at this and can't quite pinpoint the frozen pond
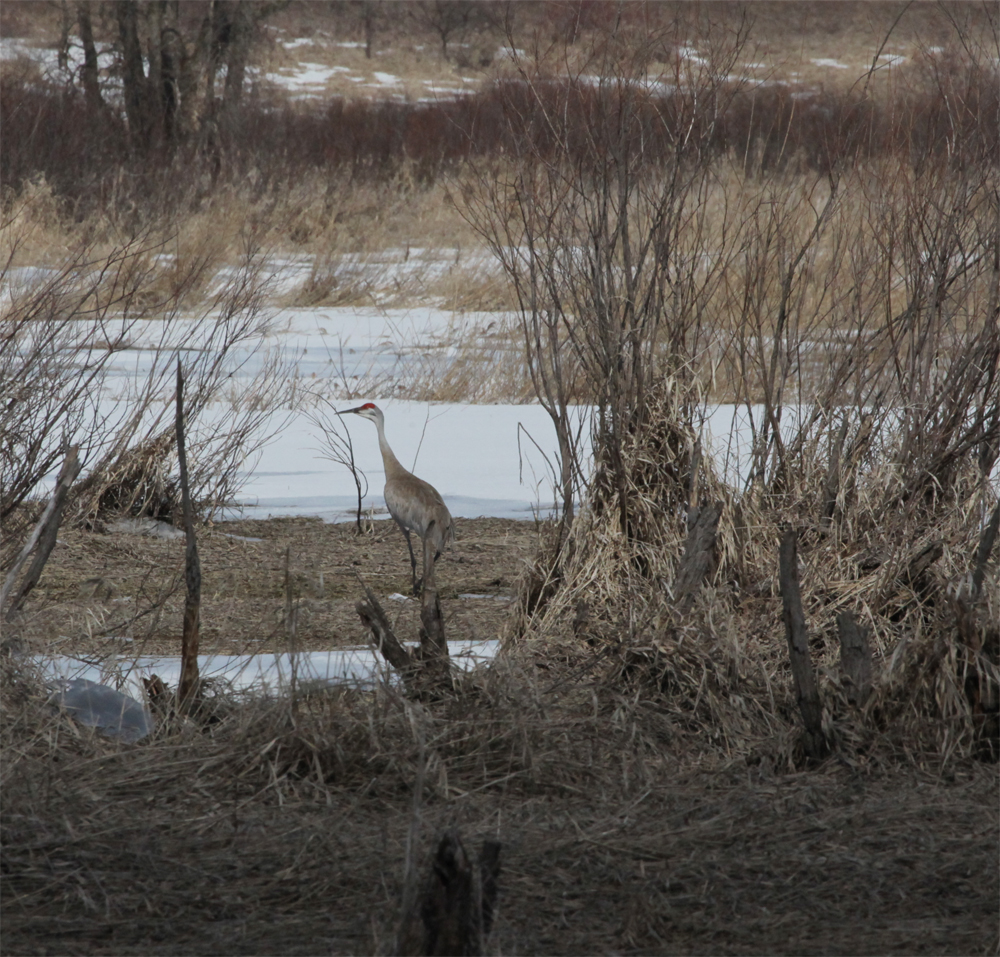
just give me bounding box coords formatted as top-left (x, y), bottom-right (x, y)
top-left (233, 400), bottom-right (585, 522)
top-left (20, 296), bottom-right (781, 522)
top-left (195, 304), bottom-right (766, 521)
top-left (39, 638), bottom-right (501, 700)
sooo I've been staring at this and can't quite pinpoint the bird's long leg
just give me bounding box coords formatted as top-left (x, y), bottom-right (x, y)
top-left (401, 527), bottom-right (420, 595)
top-left (420, 520), bottom-right (439, 596)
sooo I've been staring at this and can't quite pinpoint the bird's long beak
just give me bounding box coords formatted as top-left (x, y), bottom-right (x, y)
top-left (339, 405), bottom-right (365, 415)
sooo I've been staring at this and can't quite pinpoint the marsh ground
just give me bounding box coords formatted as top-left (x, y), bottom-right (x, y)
top-left (3, 512), bottom-right (997, 957)
top-left (2, 680), bottom-right (996, 956)
top-left (12, 516), bottom-right (538, 659)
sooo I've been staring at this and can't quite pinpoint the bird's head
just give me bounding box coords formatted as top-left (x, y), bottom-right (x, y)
top-left (340, 402), bottom-right (382, 425)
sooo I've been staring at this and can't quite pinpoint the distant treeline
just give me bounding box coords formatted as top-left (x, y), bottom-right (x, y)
top-left (2, 55), bottom-right (996, 213)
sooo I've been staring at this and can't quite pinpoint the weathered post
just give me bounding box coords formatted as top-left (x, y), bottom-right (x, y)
top-left (397, 830), bottom-right (502, 956)
top-left (674, 502), bottom-right (722, 612)
top-left (778, 527), bottom-right (827, 760)
top-left (837, 611), bottom-right (872, 707)
top-left (175, 360), bottom-right (201, 710)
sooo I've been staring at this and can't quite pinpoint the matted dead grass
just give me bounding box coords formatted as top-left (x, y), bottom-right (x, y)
top-left (1, 643), bottom-right (997, 956)
top-left (503, 369), bottom-right (998, 766)
top-left (2, 439), bottom-right (997, 954)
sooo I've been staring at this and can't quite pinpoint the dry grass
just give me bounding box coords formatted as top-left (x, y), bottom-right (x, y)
top-left (494, 316), bottom-right (998, 758)
top-left (2, 626), bottom-right (997, 955)
top-left (5, 394), bottom-right (994, 953)
top-left (4, 516), bottom-right (535, 659)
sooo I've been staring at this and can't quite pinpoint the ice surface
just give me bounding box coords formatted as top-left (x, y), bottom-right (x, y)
top-left (39, 640), bottom-right (501, 699)
top-left (232, 400), bottom-right (581, 522)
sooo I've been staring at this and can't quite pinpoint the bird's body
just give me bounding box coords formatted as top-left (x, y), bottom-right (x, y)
top-left (341, 403), bottom-right (453, 592)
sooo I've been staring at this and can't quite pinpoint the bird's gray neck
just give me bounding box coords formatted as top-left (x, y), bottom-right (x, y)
top-left (375, 419), bottom-right (407, 478)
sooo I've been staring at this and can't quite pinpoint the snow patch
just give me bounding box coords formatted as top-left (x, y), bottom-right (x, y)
top-left (811, 58), bottom-right (849, 70)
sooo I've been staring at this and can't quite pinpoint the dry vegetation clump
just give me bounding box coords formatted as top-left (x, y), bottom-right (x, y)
top-left (0, 214), bottom-right (292, 589)
top-left (406, 312), bottom-right (531, 405)
top-left (0, 651), bottom-right (642, 952)
top-left (502, 377), bottom-right (778, 761)
top-left (448, 8), bottom-right (1000, 777)
top-left (505, 391), bottom-right (998, 769)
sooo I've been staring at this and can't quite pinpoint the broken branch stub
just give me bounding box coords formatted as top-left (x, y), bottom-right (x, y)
top-left (2, 445), bottom-right (81, 621)
top-left (175, 360), bottom-right (201, 709)
top-left (674, 502), bottom-right (722, 612)
top-left (354, 577), bottom-right (414, 674)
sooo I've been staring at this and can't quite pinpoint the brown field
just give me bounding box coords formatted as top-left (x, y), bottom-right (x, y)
top-left (3, 729), bottom-right (996, 956)
top-left (10, 516), bottom-right (536, 658)
top-left (3, 508), bottom-right (998, 956)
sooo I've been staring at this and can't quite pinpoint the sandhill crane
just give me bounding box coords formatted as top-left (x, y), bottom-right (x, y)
top-left (340, 402), bottom-right (454, 594)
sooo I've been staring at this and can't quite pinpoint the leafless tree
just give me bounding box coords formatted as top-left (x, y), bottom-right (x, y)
top-left (409, 0), bottom-right (486, 61)
top-left (67, 0), bottom-right (287, 152)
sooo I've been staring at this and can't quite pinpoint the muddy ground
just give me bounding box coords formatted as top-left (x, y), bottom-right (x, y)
top-left (11, 516), bottom-right (540, 659)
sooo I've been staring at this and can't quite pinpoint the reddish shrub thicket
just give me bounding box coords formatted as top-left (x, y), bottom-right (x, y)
top-left (2, 54), bottom-right (996, 213)
top-left (0, 77), bottom-right (126, 205)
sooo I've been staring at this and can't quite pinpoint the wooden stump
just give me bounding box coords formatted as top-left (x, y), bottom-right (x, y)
top-left (837, 611), bottom-right (872, 707)
top-left (397, 830), bottom-right (502, 956)
top-left (778, 527), bottom-right (828, 761)
top-left (355, 548), bottom-right (451, 695)
top-left (674, 502), bottom-right (722, 612)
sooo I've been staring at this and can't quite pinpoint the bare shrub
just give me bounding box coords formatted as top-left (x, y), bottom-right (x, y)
top-left (307, 396), bottom-right (369, 533)
top-left (485, 13), bottom-right (999, 765)
top-left (465, 17), bottom-right (754, 530)
top-left (0, 226), bottom-right (291, 566)
top-left (73, 237), bottom-right (292, 524)
top-left (1, 233), bottom-right (155, 528)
